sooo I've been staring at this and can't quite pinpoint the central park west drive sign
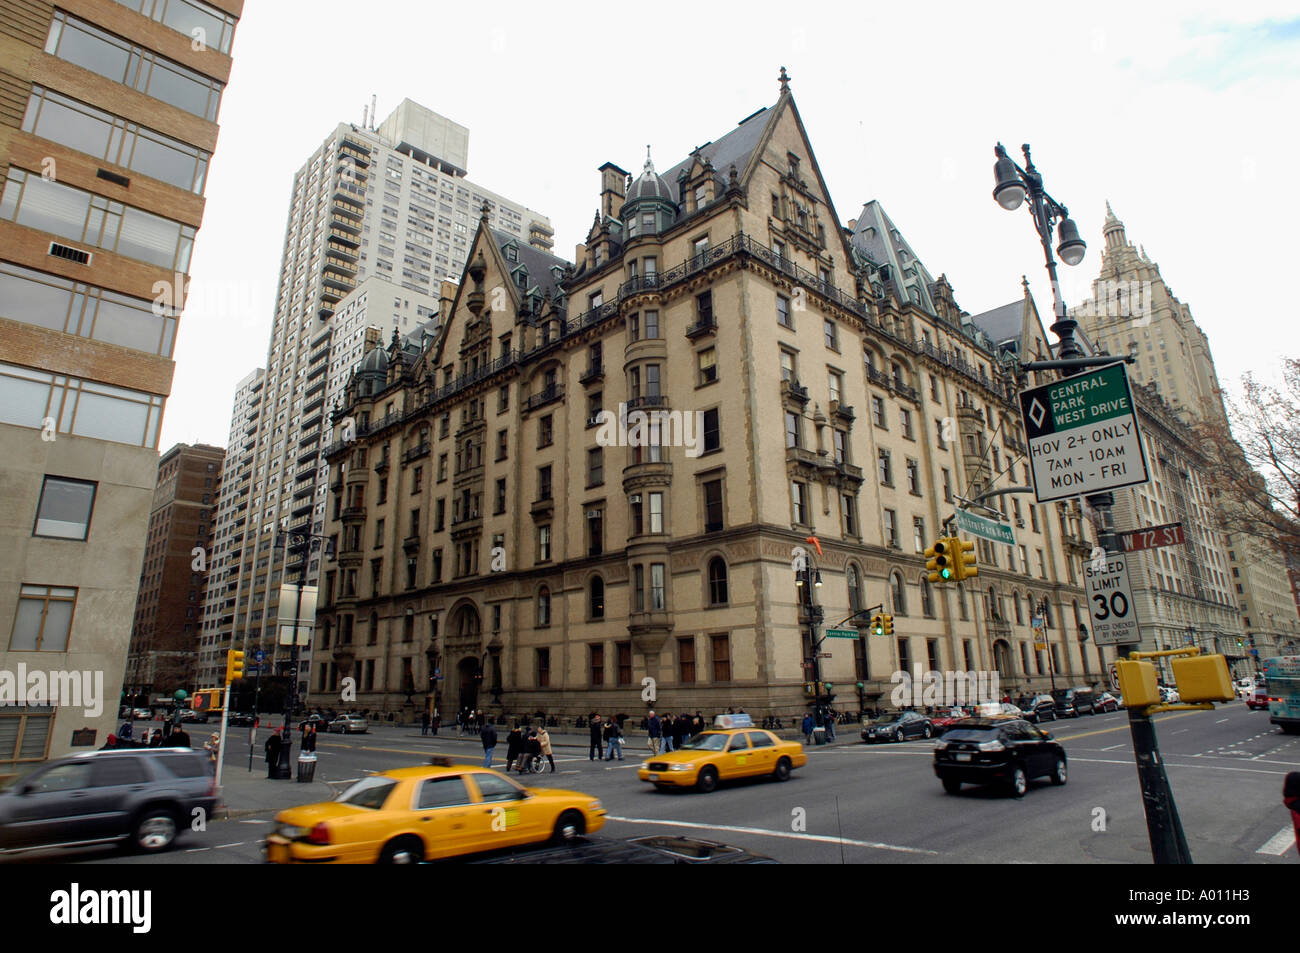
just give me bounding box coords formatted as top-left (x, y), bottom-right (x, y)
top-left (1019, 362), bottom-right (1149, 503)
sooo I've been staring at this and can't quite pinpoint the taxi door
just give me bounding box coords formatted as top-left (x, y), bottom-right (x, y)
top-left (464, 771), bottom-right (546, 851)
top-left (411, 774), bottom-right (476, 859)
top-left (744, 731), bottom-right (778, 774)
top-left (722, 732), bottom-right (754, 778)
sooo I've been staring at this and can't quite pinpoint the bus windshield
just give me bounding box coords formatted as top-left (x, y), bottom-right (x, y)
top-left (1263, 656), bottom-right (1300, 734)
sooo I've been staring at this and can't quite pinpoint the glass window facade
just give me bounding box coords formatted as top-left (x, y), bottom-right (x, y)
top-left (0, 362), bottom-right (164, 448)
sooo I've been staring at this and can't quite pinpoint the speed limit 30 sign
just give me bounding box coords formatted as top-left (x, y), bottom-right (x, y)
top-left (1086, 553), bottom-right (1140, 645)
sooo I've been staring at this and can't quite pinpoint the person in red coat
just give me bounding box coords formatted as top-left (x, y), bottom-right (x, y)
top-left (1285, 772), bottom-right (1300, 853)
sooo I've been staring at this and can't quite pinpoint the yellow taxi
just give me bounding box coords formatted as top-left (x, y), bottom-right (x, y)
top-left (637, 714), bottom-right (808, 793)
top-left (264, 758), bottom-right (605, 864)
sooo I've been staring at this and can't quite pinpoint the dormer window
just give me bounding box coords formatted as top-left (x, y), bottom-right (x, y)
top-left (514, 267), bottom-right (528, 289)
top-left (694, 184), bottom-right (707, 211)
top-left (787, 153), bottom-right (800, 177)
top-left (505, 244), bottom-right (518, 262)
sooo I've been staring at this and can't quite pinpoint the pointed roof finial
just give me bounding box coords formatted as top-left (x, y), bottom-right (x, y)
top-left (479, 199), bottom-right (491, 223)
top-left (779, 66), bottom-right (790, 94)
top-left (644, 144), bottom-right (654, 175)
top-left (1022, 275), bottom-right (1031, 296)
top-left (1105, 200), bottom-right (1117, 222)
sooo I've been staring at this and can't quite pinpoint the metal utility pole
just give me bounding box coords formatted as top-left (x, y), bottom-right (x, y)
top-left (992, 142), bottom-right (1191, 862)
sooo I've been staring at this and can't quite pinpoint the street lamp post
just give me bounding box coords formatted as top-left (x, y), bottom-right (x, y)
top-left (795, 550), bottom-right (826, 728)
top-left (273, 528), bottom-right (332, 778)
top-left (992, 143), bottom-right (1191, 864)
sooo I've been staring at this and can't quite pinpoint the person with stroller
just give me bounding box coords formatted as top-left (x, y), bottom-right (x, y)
top-left (537, 725), bottom-right (556, 773)
top-left (519, 728), bottom-right (542, 773)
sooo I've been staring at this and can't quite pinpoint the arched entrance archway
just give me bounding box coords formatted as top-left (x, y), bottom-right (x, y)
top-left (457, 657), bottom-right (480, 713)
top-left (992, 639), bottom-right (1013, 685)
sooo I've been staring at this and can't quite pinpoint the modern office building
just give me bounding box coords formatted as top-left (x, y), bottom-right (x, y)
top-left (312, 76), bottom-right (1099, 720)
top-left (199, 100), bottom-right (550, 702)
top-left (125, 442), bottom-right (225, 697)
top-left (0, 0), bottom-right (241, 773)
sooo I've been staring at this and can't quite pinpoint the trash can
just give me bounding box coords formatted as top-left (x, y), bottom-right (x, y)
top-left (296, 752), bottom-right (317, 783)
top-left (812, 726), bottom-right (827, 745)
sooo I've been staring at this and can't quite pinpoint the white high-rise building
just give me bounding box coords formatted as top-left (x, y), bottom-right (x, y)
top-left (198, 101), bottom-right (551, 694)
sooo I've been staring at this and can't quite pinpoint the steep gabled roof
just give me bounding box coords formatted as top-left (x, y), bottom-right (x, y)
top-left (490, 228), bottom-right (571, 301)
top-left (966, 300), bottom-right (1025, 348)
top-left (849, 200), bottom-right (939, 314)
top-left (660, 105), bottom-right (772, 198)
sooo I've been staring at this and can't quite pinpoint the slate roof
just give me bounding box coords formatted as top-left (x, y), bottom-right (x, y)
top-left (660, 105), bottom-right (772, 202)
top-left (490, 227), bottom-right (572, 301)
top-left (966, 300), bottom-right (1026, 348)
top-left (848, 200), bottom-right (938, 314)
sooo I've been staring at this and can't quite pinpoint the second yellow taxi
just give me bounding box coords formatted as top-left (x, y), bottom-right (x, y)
top-left (637, 714), bottom-right (808, 792)
top-left (265, 758), bottom-right (605, 863)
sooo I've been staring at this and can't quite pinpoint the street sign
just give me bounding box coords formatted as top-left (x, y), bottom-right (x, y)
top-left (824, 628), bottom-right (859, 639)
top-left (955, 507), bottom-right (1015, 546)
top-left (1085, 552), bottom-right (1140, 646)
top-left (1019, 362), bottom-right (1149, 503)
top-left (1108, 662), bottom-right (1121, 692)
top-left (817, 653), bottom-right (833, 659)
top-left (1119, 522), bottom-right (1185, 553)
top-left (1031, 616), bottom-right (1043, 628)
top-left (253, 649), bottom-right (266, 662)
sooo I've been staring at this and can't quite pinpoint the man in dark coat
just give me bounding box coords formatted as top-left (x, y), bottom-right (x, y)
top-left (169, 725), bottom-right (192, 748)
top-left (505, 724), bottom-right (523, 772)
top-left (588, 714), bottom-right (603, 761)
top-left (264, 729), bottom-right (282, 778)
top-left (421, 710), bottom-right (430, 736)
top-left (480, 721), bottom-right (497, 768)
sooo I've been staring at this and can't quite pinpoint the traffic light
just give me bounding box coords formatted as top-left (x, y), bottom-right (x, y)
top-left (1114, 659), bottom-right (1160, 708)
top-left (869, 614), bottom-right (885, 637)
top-left (805, 682), bottom-right (816, 695)
top-left (925, 538), bottom-right (954, 584)
top-left (880, 614), bottom-right (894, 638)
top-left (1170, 653), bottom-right (1234, 703)
top-left (952, 537), bottom-right (978, 581)
top-left (226, 649), bottom-right (244, 684)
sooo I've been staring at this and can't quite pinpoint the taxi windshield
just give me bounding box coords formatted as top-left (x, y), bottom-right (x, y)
top-left (680, 732), bottom-right (729, 751)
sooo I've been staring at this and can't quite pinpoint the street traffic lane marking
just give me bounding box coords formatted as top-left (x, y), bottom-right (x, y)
top-left (1257, 827), bottom-right (1297, 856)
top-left (1051, 709), bottom-right (1207, 743)
top-left (1072, 757), bottom-right (1290, 777)
top-left (605, 815), bottom-right (938, 855)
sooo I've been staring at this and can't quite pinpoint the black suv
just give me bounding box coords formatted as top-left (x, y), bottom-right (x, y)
top-left (1015, 694), bottom-right (1058, 724)
top-left (0, 748), bottom-right (218, 855)
top-left (1052, 688), bottom-right (1096, 718)
top-left (933, 718), bottom-right (1067, 797)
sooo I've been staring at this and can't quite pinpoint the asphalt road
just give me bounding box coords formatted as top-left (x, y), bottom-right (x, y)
top-left (10, 703), bottom-right (1297, 864)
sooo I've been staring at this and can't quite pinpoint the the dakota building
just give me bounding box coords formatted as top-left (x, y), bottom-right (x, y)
top-left (311, 78), bottom-right (1105, 719)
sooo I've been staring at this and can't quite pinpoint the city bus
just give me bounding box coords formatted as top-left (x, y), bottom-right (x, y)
top-left (1262, 656), bottom-right (1300, 734)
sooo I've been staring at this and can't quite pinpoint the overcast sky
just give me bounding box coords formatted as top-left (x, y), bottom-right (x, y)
top-left (160, 0), bottom-right (1300, 450)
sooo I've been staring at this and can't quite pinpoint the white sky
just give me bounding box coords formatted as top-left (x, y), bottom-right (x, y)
top-left (161, 0), bottom-right (1300, 450)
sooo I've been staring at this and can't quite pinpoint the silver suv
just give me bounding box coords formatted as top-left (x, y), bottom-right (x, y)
top-left (329, 714), bottom-right (368, 734)
top-left (0, 748), bottom-right (219, 855)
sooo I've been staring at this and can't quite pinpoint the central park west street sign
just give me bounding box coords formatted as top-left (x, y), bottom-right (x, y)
top-left (1018, 362), bottom-right (1150, 503)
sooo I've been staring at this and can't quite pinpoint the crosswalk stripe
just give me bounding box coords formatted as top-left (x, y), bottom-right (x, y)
top-left (1256, 827), bottom-right (1296, 855)
top-left (605, 815), bottom-right (938, 855)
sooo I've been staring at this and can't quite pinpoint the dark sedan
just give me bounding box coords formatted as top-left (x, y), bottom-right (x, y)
top-left (933, 718), bottom-right (1067, 797)
top-left (862, 710), bottom-right (933, 743)
top-left (1014, 695), bottom-right (1058, 724)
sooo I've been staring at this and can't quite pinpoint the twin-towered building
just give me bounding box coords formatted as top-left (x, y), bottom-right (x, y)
top-left (312, 76), bottom-right (1122, 719)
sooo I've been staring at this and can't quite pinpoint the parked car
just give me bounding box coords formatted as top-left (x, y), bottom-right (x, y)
top-left (132, 708), bottom-right (153, 720)
top-left (298, 713), bottom-right (332, 732)
top-left (929, 708), bottom-right (969, 735)
top-left (228, 712), bottom-right (256, 727)
top-left (862, 710), bottom-right (933, 743)
top-left (0, 748), bottom-right (218, 855)
top-left (975, 702), bottom-right (1025, 720)
top-left (933, 718), bottom-right (1067, 798)
top-left (1246, 686), bottom-right (1270, 711)
top-left (470, 834), bottom-right (777, 864)
top-left (329, 714), bottom-right (368, 734)
top-left (177, 709), bottom-right (208, 723)
top-left (1052, 688), bottom-right (1096, 718)
top-left (1158, 686), bottom-right (1181, 704)
top-left (1093, 692), bottom-right (1121, 713)
top-left (1015, 695), bottom-right (1058, 724)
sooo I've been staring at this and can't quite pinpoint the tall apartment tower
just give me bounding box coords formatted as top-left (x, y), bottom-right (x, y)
top-left (0, 0), bottom-right (240, 772)
top-left (1071, 204), bottom-right (1226, 424)
top-left (198, 100), bottom-right (551, 700)
top-left (126, 442), bottom-right (225, 697)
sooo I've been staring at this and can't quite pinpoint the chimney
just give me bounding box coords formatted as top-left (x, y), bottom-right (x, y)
top-left (574, 242), bottom-right (587, 264)
top-left (598, 162), bottom-right (630, 220)
top-left (847, 218), bottom-right (857, 231)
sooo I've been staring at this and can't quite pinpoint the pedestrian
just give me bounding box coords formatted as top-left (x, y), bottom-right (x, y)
top-left (457, 709), bottom-right (465, 735)
top-left (674, 714), bottom-right (689, 750)
top-left (824, 707), bottom-right (836, 742)
top-left (204, 732), bottom-right (220, 764)
top-left (119, 720), bottom-right (133, 741)
top-left (421, 710), bottom-right (429, 736)
top-left (505, 723), bottom-right (523, 772)
top-left (537, 725), bottom-right (556, 773)
top-left (480, 720), bottom-right (497, 768)
top-left (521, 728), bottom-right (541, 773)
top-left (1285, 772), bottom-right (1300, 854)
top-left (802, 712), bottom-right (814, 744)
top-left (604, 717), bottom-right (624, 761)
top-left (647, 710), bottom-right (661, 756)
top-left (660, 712), bottom-right (673, 753)
top-left (589, 714), bottom-right (603, 761)
top-left (101, 733), bottom-right (118, 750)
top-left (265, 728), bottom-right (282, 778)
top-left (170, 725), bottom-right (191, 748)
top-left (302, 723), bottom-right (317, 753)
top-left (432, 711), bottom-right (440, 735)
top-left (693, 712), bottom-right (704, 736)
